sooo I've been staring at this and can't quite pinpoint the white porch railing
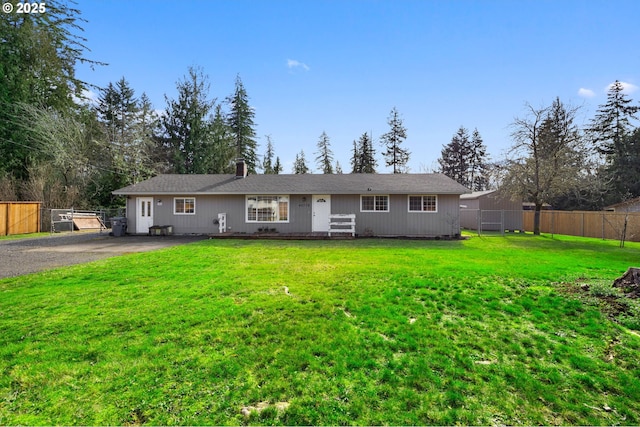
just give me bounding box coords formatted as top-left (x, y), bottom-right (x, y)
top-left (328, 214), bottom-right (356, 237)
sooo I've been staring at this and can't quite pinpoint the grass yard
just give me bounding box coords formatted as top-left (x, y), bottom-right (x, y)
top-left (0, 232), bottom-right (50, 241)
top-left (1, 234), bottom-right (640, 425)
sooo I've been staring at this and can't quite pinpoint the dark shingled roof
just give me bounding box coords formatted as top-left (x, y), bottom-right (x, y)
top-left (113, 173), bottom-right (471, 196)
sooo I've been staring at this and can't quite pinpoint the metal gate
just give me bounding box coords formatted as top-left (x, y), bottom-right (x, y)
top-left (461, 209), bottom-right (524, 236)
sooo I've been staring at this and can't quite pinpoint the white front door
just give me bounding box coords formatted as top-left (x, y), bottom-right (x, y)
top-left (136, 197), bottom-right (154, 234)
top-left (312, 195), bottom-right (331, 232)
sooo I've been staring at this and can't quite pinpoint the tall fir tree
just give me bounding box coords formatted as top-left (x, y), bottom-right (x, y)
top-left (315, 131), bottom-right (334, 174)
top-left (620, 127), bottom-right (640, 198)
top-left (138, 92), bottom-right (162, 176)
top-left (95, 77), bottom-right (158, 203)
top-left (587, 80), bottom-right (639, 202)
top-left (350, 140), bottom-right (360, 173)
top-left (208, 104), bottom-right (235, 174)
top-left (439, 126), bottom-right (470, 186)
top-left (273, 157), bottom-right (283, 174)
top-left (589, 81), bottom-right (639, 157)
top-left (358, 132), bottom-right (377, 173)
top-left (161, 66), bottom-right (215, 174)
top-left (293, 150), bottom-right (310, 174)
top-left (226, 74), bottom-right (258, 173)
top-left (438, 126), bottom-right (489, 190)
top-left (469, 128), bottom-right (489, 190)
top-left (262, 135), bottom-right (276, 174)
top-left (380, 107), bottom-right (410, 173)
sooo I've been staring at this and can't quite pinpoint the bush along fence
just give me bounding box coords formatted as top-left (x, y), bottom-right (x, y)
top-left (0, 202), bottom-right (42, 236)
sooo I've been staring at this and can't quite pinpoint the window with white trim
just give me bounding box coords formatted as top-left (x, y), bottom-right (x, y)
top-left (408, 195), bottom-right (437, 212)
top-left (246, 195), bottom-right (289, 222)
top-left (174, 197), bottom-right (196, 214)
top-left (361, 195), bottom-right (389, 212)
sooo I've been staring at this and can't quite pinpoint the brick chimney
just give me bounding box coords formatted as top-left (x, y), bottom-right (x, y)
top-left (235, 159), bottom-right (247, 179)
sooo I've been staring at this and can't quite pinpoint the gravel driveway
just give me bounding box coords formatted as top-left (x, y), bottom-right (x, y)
top-left (0, 232), bottom-right (207, 279)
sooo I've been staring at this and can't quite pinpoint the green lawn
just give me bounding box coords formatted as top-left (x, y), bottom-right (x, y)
top-left (1, 234), bottom-right (639, 425)
top-left (0, 232), bottom-right (50, 241)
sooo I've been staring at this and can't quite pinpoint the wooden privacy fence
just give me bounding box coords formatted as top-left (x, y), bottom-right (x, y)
top-left (0, 202), bottom-right (42, 236)
top-left (523, 210), bottom-right (640, 242)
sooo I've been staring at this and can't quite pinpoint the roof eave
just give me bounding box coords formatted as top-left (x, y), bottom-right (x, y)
top-left (113, 190), bottom-right (470, 196)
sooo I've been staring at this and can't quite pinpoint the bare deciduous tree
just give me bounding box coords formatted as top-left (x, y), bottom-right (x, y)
top-left (501, 98), bottom-right (586, 235)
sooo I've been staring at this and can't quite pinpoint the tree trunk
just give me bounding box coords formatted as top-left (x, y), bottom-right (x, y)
top-left (620, 212), bottom-right (628, 248)
top-left (533, 203), bottom-right (542, 235)
top-left (613, 267), bottom-right (640, 298)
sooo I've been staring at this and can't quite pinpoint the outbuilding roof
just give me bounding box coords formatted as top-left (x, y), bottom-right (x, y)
top-left (459, 190), bottom-right (497, 200)
top-left (112, 173), bottom-right (471, 196)
top-left (605, 196), bottom-right (640, 211)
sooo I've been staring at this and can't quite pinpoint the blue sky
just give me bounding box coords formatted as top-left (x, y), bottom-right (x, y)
top-left (75, 0), bottom-right (640, 173)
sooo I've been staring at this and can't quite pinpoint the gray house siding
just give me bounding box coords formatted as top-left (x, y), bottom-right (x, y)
top-left (479, 195), bottom-right (520, 211)
top-left (332, 194), bottom-right (460, 237)
top-left (125, 197), bottom-right (136, 232)
top-left (127, 194), bottom-right (314, 235)
top-left (127, 193), bottom-right (461, 237)
top-left (461, 198), bottom-right (479, 210)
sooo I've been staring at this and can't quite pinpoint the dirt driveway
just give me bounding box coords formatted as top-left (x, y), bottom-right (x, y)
top-left (0, 232), bottom-right (207, 279)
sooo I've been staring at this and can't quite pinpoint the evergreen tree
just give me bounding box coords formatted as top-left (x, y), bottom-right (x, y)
top-left (0, 1), bottom-right (103, 182)
top-left (587, 80), bottom-right (639, 202)
top-left (350, 140), bottom-right (360, 173)
top-left (263, 135), bottom-right (276, 174)
top-left (161, 66), bottom-right (215, 174)
top-left (620, 128), bottom-right (640, 198)
top-left (273, 157), bottom-right (283, 174)
top-left (96, 78), bottom-right (157, 187)
top-left (438, 126), bottom-right (489, 190)
top-left (589, 81), bottom-right (639, 156)
top-left (137, 92), bottom-right (162, 175)
top-left (335, 161), bottom-right (343, 174)
top-left (439, 126), bottom-right (470, 185)
top-left (358, 132), bottom-right (377, 173)
top-left (293, 150), bottom-right (310, 174)
top-left (138, 92), bottom-right (160, 142)
top-left (209, 104), bottom-right (235, 174)
top-left (315, 131), bottom-right (334, 174)
top-left (469, 128), bottom-right (490, 190)
top-left (226, 75), bottom-right (258, 173)
top-left (380, 107), bottom-right (410, 173)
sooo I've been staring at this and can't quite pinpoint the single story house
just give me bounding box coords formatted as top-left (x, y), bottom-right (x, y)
top-left (112, 161), bottom-right (471, 238)
top-left (460, 189), bottom-right (523, 232)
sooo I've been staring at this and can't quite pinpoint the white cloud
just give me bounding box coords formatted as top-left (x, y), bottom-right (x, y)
top-left (287, 59), bottom-right (310, 71)
top-left (606, 81), bottom-right (639, 94)
top-left (578, 88), bottom-right (595, 98)
top-left (72, 88), bottom-right (100, 106)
